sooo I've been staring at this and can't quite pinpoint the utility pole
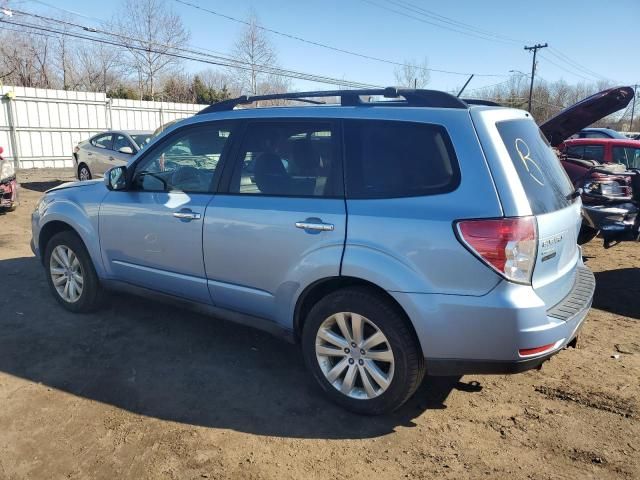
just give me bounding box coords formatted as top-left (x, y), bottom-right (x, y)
top-left (524, 43), bottom-right (548, 112)
top-left (630, 84), bottom-right (638, 132)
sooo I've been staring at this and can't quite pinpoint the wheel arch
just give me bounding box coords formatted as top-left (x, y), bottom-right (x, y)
top-left (39, 220), bottom-right (79, 263)
top-left (293, 276), bottom-right (423, 356)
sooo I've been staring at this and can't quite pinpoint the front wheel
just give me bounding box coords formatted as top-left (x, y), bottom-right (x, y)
top-left (44, 231), bottom-right (103, 312)
top-left (302, 287), bottom-right (424, 415)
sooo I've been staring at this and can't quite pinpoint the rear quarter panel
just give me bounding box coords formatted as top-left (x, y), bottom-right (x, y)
top-left (342, 109), bottom-right (503, 295)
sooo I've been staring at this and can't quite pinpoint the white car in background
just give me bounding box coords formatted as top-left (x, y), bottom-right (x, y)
top-left (73, 130), bottom-right (152, 180)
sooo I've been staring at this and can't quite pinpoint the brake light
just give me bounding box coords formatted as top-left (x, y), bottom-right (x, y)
top-left (456, 216), bottom-right (537, 285)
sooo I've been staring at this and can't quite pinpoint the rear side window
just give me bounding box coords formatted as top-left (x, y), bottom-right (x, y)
top-left (344, 120), bottom-right (459, 198)
top-left (91, 134), bottom-right (113, 150)
top-left (496, 119), bottom-right (574, 215)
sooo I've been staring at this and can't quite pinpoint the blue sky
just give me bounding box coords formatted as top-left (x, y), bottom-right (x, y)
top-left (20, 0), bottom-right (640, 92)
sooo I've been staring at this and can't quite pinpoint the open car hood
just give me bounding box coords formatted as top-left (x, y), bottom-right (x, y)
top-left (540, 86), bottom-right (635, 147)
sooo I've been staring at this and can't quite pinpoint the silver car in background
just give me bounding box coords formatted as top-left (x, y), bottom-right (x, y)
top-left (73, 130), bottom-right (152, 180)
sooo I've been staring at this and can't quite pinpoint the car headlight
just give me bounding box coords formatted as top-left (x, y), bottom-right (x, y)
top-left (36, 195), bottom-right (54, 216)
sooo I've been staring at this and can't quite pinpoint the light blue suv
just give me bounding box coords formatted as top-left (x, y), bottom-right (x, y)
top-left (31, 88), bottom-right (595, 414)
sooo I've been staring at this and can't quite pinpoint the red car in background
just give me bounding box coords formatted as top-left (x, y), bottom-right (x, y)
top-left (558, 138), bottom-right (640, 169)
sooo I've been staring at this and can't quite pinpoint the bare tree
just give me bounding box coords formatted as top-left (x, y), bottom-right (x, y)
top-left (231, 12), bottom-right (278, 95)
top-left (113, 0), bottom-right (190, 99)
top-left (0, 29), bottom-right (56, 88)
top-left (74, 42), bottom-right (124, 92)
top-left (394, 58), bottom-right (430, 88)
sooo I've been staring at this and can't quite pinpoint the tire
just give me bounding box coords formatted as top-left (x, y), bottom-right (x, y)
top-left (78, 164), bottom-right (92, 181)
top-left (44, 231), bottom-right (103, 313)
top-left (302, 287), bottom-right (425, 415)
top-left (578, 225), bottom-right (598, 245)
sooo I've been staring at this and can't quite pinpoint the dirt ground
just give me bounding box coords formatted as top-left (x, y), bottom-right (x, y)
top-left (0, 168), bottom-right (638, 480)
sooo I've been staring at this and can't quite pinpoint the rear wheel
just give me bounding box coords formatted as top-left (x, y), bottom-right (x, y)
top-left (44, 231), bottom-right (103, 312)
top-left (302, 287), bottom-right (424, 415)
top-left (78, 164), bottom-right (92, 181)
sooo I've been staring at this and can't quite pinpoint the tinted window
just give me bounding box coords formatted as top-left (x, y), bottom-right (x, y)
top-left (613, 146), bottom-right (640, 168)
top-left (92, 134), bottom-right (112, 149)
top-left (583, 132), bottom-right (609, 139)
top-left (229, 122), bottom-right (340, 197)
top-left (113, 134), bottom-right (132, 152)
top-left (582, 145), bottom-right (604, 162)
top-left (496, 119), bottom-right (574, 215)
top-left (133, 123), bottom-right (232, 193)
top-left (344, 120), bottom-right (459, 198)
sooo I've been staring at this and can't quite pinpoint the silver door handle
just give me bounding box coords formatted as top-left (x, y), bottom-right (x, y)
top-left (173, 211), bottom-right (201, 220)
top-left (295, 221), bottom-right (334, 231)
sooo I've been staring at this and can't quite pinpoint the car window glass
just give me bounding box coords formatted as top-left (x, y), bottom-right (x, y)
top-left (92, 134), bottom-right (112, 149)
top-left (344, 120), bottom-right (459, 198)
top-left (566, 146), bottom-right (585, 158)
top-left (229, 122), bottom-right (339, 197)
top-left (613, 147), bottom-right (640, 168)
top-left (113, 134), bottom-right (132, 152)
top-left (496, 119), bottom-right (574, 215)
top-left (131, 134), bottom-right (151, 149)
top-left (134, 123), bottom-right (232, 193)
top-left (582, 145), bottom-right (604, 162)
top-left (584, 132), bottom-right (607, 139)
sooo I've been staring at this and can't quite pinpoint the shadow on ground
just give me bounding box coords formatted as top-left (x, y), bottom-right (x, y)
top-left (19, 180), bottom-right (69, 193)
top-left (0, 256), bottom-right (478, 439)
top-left (593, 268), bottom-right (640, 320)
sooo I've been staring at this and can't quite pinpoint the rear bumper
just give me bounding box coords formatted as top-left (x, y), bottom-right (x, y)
top-left (391, 266), bottom-right (595, 376)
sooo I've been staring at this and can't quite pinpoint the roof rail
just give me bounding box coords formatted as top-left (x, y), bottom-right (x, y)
top-left (462, 98), bottom-right (501, 107)
top-left (197, 87), bottom-right (469, 114)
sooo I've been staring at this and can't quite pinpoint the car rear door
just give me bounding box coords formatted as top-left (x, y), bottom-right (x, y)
top-left (90, 133), bottom-right (114, 175)
top-left (202, 119), bottom-right (346, 327)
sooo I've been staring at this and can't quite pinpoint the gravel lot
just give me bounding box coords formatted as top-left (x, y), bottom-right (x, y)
top-left (0, 169), bottom-right (638, 480)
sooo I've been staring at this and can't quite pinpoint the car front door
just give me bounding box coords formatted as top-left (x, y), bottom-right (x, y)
top-left (111, 134), bottom-right (136, 167)
top-left (99, 121), bottom-right (236, 304)
top-left (203, 120), bottom-right (346, 326)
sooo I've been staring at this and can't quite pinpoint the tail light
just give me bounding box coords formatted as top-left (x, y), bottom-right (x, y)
top-left (456, 216), bottom-right (537, 285)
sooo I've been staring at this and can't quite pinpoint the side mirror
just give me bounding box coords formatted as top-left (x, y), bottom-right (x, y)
top-left (118, 146), bottom-right (134, 155)
top-left (105, 166), bottom-right (128, 191)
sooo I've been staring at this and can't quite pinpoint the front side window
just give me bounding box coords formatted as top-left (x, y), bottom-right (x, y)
top-left (92, 134), bottom-right (113, 150)
top-left (344, 120), bottom-right (459, 198)
top-left (133, 123), bottom-right (233, 193)
top-left (613, 146), bottom-right (640, 168)
top-left (229, 122), bottom-right (340, 197)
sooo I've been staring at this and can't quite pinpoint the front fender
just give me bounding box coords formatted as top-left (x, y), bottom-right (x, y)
top-left (38, 197), bottom-right (105, 277)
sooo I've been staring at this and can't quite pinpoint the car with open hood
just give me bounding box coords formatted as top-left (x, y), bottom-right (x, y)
top-left (540, 86), bottom-right (639, 246)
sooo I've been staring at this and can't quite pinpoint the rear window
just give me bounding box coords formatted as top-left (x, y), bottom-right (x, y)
top-left (344, 120), bottom-right (459, 198)
top-left (496, 119), bottom-right (574, 215)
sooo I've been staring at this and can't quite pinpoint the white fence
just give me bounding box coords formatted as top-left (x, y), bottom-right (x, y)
top-left (0, 86), bottom-right (206, 169)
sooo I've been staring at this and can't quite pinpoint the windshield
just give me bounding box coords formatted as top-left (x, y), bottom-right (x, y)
top-left (612, 146), bottom-right (640, 169)
top-left (497, 119), bottom-right (575, 215)
top-left (131, 134), bottom-right (152, 149)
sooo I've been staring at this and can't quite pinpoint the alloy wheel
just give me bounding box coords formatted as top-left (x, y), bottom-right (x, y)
top-left (49, 245), bottom-right (84, 303)
top-left (315, 312), bottom-right (395, 400)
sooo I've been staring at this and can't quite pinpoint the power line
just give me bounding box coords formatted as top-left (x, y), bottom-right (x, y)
top-left (1, 17), bottom-right (381, 89)
top-left (538, 53), bottom-right (592, 81)
top-left (3, 10), bottom-right (381, 89)
top-left (546, 47), bottom-right (607, 81)
top-left (360, 0), bottom-right (515, 45)
top-left (171, 0), bottom-right (508, 78)
top-left (385, 0), bottom-right (524, 44)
